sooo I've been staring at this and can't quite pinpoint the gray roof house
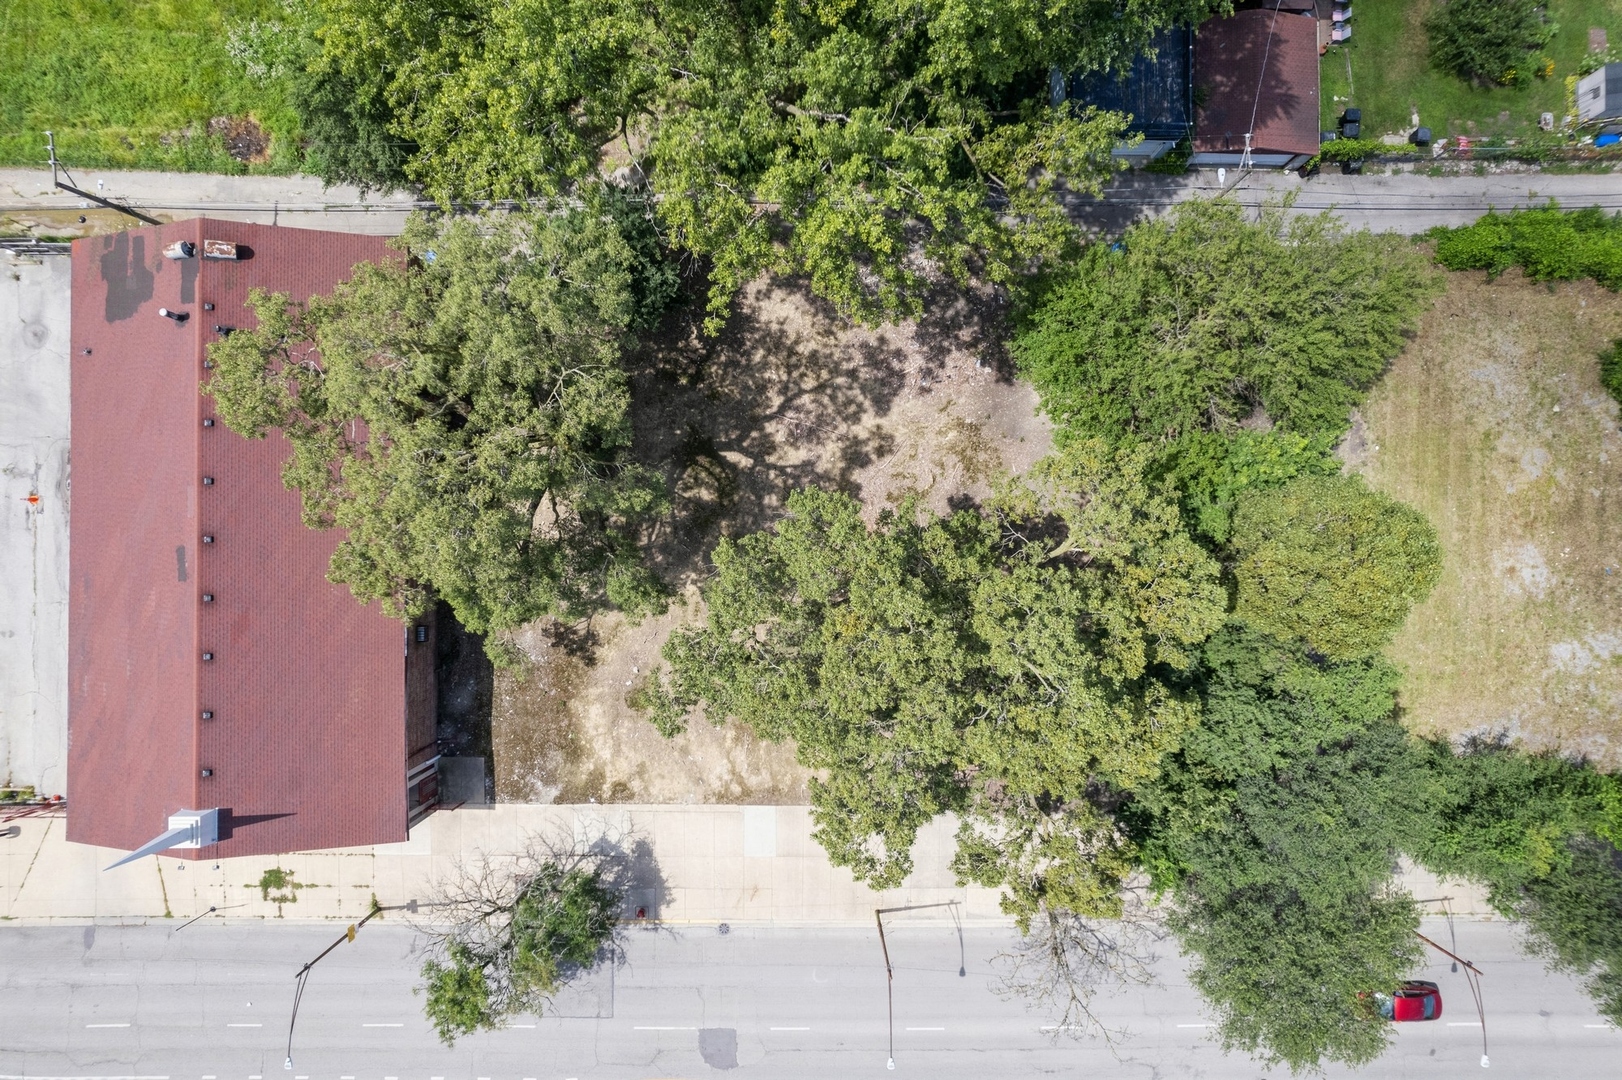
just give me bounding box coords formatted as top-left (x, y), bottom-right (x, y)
top-left (1577, 63), bottom-right (1622, 127)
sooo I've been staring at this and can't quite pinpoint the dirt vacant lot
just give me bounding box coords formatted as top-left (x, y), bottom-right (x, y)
top-left (489, 280), bottom-right (1053, 803)
top-left (1356, 270), bottom-right (1622, 767)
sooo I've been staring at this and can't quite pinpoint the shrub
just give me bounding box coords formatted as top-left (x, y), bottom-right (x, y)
top-left (1602, 339), bottom-right (1622, 413)
top-left (1425, 0), bottom-right (1555, 86)
top-left (1160, 430), bottom-right (1340, 545)
top-left (1430, 205), bottom-right (1622, 290)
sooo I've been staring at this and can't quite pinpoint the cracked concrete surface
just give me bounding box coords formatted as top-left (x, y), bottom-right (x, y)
top-left (0, 249), bottom-right (69, 795)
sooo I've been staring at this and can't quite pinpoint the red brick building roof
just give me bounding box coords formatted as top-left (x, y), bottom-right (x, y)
top-left (68, 220), bottom-right (435, 859)
top-left (1194, 9), bottom-right (1321, 157)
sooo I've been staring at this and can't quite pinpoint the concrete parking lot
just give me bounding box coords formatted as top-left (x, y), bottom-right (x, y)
top-left (0, 246), bottom-right (69, 795)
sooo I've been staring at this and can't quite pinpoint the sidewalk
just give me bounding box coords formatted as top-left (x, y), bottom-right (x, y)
top-left (0, 803), bottom-right (1494, 926)
top-left (1, 168), bottom-right (422, 235)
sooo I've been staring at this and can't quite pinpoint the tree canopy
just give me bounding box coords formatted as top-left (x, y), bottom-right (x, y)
top-left (206, 199), bottom-right (678, 647)
top-left (1424, 0), bottom-right (1554, 87)
top-left (1410, 738), bottom-right (1622, 1025)
top-left (1014, 199), bottom-right (1439, 443)
top-left (1228, 474), bottom-right (1443, 660)
top-left (641, 439), bottom-right (1225, 919)
top-left (1134, 628), bottom-right (1428, 1072)
top-left (298, 0), bottom-right (1226, 326)
top-left (419, 843), bottom-right (622, 1044)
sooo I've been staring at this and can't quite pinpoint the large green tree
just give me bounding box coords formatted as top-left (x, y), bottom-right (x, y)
top-left (1134, 628), bottom-right (1429, 1072)
top-left (640, 439), bottom-right (1225, 918)
top-left (1228, 474), bottom-right (1443, 661)
top-left (1014, 199), bottom-right (1439, 444)
top-left (1412, 738), bottom-right (1622, 1025)
top-left (305, 0), bottom-right (1227, 326)
top-left (206, 200), bottom-right (678, 646)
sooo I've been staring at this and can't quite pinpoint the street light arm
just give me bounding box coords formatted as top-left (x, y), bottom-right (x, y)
top-left (1415, 931), bottom-right (1485, 977)
top-left (1416, 930), bottom-right (1489, 1067)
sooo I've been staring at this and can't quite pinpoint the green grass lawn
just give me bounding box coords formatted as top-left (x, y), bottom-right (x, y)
top-left (0, 0), bottom-right (299, 172)
top-left (1321, 0), bottom-right (1622, 139)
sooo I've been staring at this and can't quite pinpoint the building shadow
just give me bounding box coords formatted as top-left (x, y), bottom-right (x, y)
top-left (434, 601), bottom-right (493, 800)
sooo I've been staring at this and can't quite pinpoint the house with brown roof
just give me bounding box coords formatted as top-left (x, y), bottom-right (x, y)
top-left (68, 221), bottom-right (440, 864)
top-left (1191, 7), bottom-right (1321, 168)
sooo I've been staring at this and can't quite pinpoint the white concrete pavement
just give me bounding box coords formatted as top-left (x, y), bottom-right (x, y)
top-left (1, 802), bottom-right (1493, 926)
top-left (0, 249), bottom-right (69, 796)
top-left (0, 168), bottom-right (426, 235)
top-left (0, 917), bottom-right (1613, 1079)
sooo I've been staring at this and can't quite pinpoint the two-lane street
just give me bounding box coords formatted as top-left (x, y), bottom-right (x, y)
top-left (0, 917), bottom-right (1615, 1078)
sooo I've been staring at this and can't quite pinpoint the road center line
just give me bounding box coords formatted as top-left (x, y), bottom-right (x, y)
top-left (905, 1026), bottom-right (945, 1031)
top-left (634, 1025), bottom-right (698, 1030)
top-left (1176, 1023), bottom-right (1212, 1028)
top-left (1447, 1022), bottom-right (1481, 1027)
top-left (1585, 1024), bottom-right (1615, 1029)
top-left (771, 1026), bottom-right (810, 1031)
top-left (225, 1023), bottom-right (261, 1028)
top-left (362, 1022), bottom-right (404, 1027)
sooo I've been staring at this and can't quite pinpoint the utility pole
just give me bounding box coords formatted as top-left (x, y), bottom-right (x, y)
top-left (45, 131), bottom-right (162, 226)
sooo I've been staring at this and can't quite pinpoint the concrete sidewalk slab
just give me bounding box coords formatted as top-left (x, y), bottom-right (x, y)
top-left (0, 803), bottom-right (1493, 926)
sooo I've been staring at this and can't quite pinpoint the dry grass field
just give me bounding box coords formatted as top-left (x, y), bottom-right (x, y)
top-left (489, 280), bottom-right (1054, 803)
top-left (1355, 271), bottom-right (1622, 767)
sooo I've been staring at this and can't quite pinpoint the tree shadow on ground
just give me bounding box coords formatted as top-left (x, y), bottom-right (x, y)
top-left (626, 276), bottom-right (1016, 588)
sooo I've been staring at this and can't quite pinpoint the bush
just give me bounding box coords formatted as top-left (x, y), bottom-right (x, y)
top-left (1425, 0), bottom-right (1555, 86)
top-left (1604, 340), bottom-right (1622, 414)
top-left (1430, 205), bottom-right (1622, 290)
top-left (1315, 137), bottom-right (1390, 164)
top-left (1229, 474), bottom-right (1443, 660)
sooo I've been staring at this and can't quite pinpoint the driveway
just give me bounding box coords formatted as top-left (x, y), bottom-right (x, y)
top-left (0, 246), bottom-right (69, 796)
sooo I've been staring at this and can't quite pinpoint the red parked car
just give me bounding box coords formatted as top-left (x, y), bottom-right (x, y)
top-left (1376, 981), bottom-right (1443, 1022)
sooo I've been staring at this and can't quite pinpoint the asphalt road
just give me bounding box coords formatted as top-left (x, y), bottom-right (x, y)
top-left (0, 917), bottom-right (1614, 1079)
top-left (6, 165), bottom-right (1622, 239)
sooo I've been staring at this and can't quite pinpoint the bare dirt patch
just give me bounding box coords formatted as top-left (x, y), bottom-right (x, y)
top-left (1358, 270), bottom-right (1622, 766)
top-left (206, 116), bottom-right (270, 164)
top-left (489, 279), bottom-right (1053, 803)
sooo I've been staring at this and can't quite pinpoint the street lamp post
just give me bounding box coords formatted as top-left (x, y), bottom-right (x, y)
top-left (874, 901), bottom-right (964, 1071)
top-left (1416, 930), bottom-right (1490, 1068)
top-left (285, 900), bottom-right (388, 1070)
